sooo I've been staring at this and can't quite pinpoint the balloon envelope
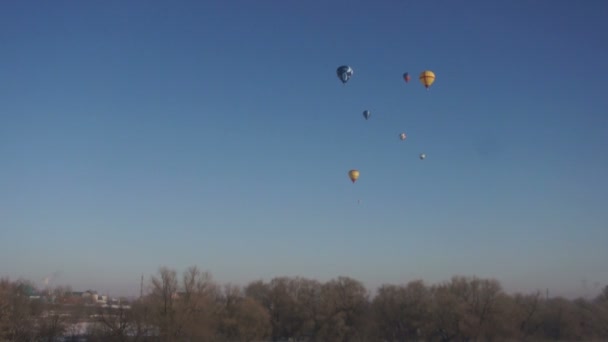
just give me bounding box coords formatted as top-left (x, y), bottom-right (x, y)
top-left (363, 110), bottom-right (371, 120)
top-left (403, 72), bottom-right (411, 83)
top-left (348, 169), bottom-right (360, 183)
top-left (337, 65), bottom-right (354, 84)
top-left (419, 153), bottom-right (426, 160)
top-left (419, 70), bottom-right (436, 89)
top-left (399, 133), bottom-right (406, 140)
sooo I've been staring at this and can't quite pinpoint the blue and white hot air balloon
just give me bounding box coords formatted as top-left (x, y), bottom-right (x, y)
top-left (336, 65), bottom-right (354, 84)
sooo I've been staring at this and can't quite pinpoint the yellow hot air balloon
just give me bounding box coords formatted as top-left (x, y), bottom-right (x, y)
top-left (348, 169), bottom-right (360, 183)
top-left (419, 70), bottom-right (435, 89)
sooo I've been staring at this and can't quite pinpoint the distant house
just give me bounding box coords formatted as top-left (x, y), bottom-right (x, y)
top-left (79, 290), bottom-right (109, 305)
top-left (93, 294), bottom-right (108, 304)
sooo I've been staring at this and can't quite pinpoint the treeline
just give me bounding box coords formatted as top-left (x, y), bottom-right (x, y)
top-left (2, 266), bottom-right (608, 341)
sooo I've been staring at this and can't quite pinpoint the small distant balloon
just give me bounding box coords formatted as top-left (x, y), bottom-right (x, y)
top-left (399, 133), bottom-right (406, 141)
top-left (337, 65), bottom-right (354, 84)
top-left (419, 70), bottom-right (436, 90)
top-left (348, 169), bottom-right (360, 183)
top-left (403, 72), bottom-right (411, 83)
top-left (419, 153), bottom-right (426, 160)
top-left (363, 110), bottom-right (371, 120)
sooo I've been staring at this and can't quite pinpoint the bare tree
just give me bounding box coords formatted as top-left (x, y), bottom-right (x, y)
top-left (289, 277), bottom-right (323, 340)
top-left (0, 278), bottom-right (38, 341)
top-left (4, 267), bottom-right (608, 341)
top-left (428, 281), bottom-right (466, 341)
top-left (148, 266), bottom-right (179, 340)
top-left (244, 280), bottom-right (271, 309)
top-left (217, 284), bottom-right (271, 341)
top-left (371, 280), bottom-right (431, 341)
top-left (462, 277), bottom-right (508, 340)
top-left (538, 297), bottom-right (581, 340)
top-left (248, 277), bottom-right (301, 341)
top-left (509, 291), bottom-right (543, 340)
top-left (316, 276), bottom-right (370, 342)
top-left (89, 304), bottom-right (136, 341)
top-left (244, 277), bottom-right (325, 341)
top-left (597, 285), bottom-right (608, 303)
top-left (176, 266), bottom-right (219, 339)
top-left (37, 303), bottom-right (73, 341)
top-left (145, 265), bottom-right (219, 341)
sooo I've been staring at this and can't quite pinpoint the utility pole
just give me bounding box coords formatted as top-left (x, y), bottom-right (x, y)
top-left (140, 274), bottom-right (144, 299)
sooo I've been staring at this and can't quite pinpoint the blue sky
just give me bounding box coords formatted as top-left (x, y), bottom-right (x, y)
top-left (1, 0), bottom-right (608, 298)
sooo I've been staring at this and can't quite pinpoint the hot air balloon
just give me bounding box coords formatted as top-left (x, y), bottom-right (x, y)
top-left (337, 65), bottom-right (354, 84)
top-left (419, 70), bottom-right (435, 90)
top-left (399, 133), bottom-right (406, 141)
top-left (363, 110), bottom-right (371, 120)
top-left (348, 169), bottom-right (360, 183)
top-left (403, 72), bottom-right (411, 83)
top-left (419, 153), bottom-right (426, 160)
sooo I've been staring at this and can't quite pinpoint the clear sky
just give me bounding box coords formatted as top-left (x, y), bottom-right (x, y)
top-left (2, 0), bottom-right (608, 299)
